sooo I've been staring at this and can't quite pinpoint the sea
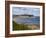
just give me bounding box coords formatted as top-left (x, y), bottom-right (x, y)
top-left (13, 16), bottom-right (40, 25)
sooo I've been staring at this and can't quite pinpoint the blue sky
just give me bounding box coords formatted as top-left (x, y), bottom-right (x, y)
top-left (12, 7), bottom-right (40, 16)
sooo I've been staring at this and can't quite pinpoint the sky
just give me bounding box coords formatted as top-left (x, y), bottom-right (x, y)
top-left (12, 7), bottom-right (40, 16)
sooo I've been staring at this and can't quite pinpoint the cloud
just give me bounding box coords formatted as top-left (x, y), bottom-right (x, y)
top-left (12, 7), bottom-right (40, 16)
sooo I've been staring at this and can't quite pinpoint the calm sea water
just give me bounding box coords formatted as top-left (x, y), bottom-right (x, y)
top-left (13, 16), bottom-right (40, 24)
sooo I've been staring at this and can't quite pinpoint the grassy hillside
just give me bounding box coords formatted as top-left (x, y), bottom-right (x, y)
top-left (13, 21), bottom-right (32, 31)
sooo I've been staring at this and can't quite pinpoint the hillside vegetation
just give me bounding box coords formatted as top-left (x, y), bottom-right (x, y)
top-left (13, 21), bottom-right (32, 31)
